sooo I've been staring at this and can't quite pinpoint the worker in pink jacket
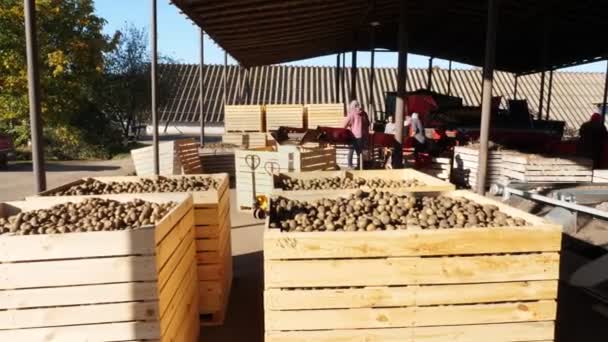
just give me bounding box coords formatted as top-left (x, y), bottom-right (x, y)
top-left (343, 100), bottom-right (370, 169)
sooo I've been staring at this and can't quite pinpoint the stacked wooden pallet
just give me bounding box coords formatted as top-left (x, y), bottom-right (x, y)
top-left (131, 140), bottom-right (181, 176)
top-left (452, 146), bottom-right (506, 188)
top-left (224, 105), bottom-right (265, 132)
top-left (593, 170), bottom-right (608, 183)
top-left (502, 153), bottom-right (593, 183)
top-left (418, 156), bottom-right (452, 181)
top-left (305, 103), bottom-right (344, 128)
top-left (235, 146), bottom-right (337, 211)
top-left (34, 174), bottom-right (234, 327)
top-left (0, 193), bottom-right (199, 341)
top-left (265, 104), bottom-right (304, 131)
top-left (222, 132), bottom-right (267, 148)
top-left (263, 190), bottom-right (561, 342)
top-left (335, 144), bottom-right (358, 169)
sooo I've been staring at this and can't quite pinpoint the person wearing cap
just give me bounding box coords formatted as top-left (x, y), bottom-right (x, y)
top-left (343, 100), bottom-right (370, 169)
top-left (578, 112), bottom-right (607, 168)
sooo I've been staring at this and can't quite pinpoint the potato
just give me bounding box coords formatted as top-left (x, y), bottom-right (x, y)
top-left (50, 176), bottom-right (220, 196)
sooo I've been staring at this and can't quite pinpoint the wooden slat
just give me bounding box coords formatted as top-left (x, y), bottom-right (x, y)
top-left (160, 261), bottom-right (198, 337)
top-left (264, 280), bottom-right (557, 310)
top-left (265, 321), bottom-right (555, 342)
top-left (265, 300), bottom-right (556, 331)
top-left (0, 321), bottom-right (161, 341)
top-left (265, 253), bottom-right (560, 288)
top-left (158, 239), bottom-right (196, 318)
top-left (156, 209), bottom-right (194, 272)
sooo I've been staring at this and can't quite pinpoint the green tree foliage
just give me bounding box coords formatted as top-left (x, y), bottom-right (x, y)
top-left (0, 0), bottom-right (118, 158)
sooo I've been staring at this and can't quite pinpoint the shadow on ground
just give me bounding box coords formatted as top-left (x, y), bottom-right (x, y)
top-left (1, 162), bottom-right (121, 173)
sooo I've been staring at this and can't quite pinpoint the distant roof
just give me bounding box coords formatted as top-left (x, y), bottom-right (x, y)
top-left (171, 0), bottom-right (608, 74)
top-left (157, 63), bottom-right (605, 129)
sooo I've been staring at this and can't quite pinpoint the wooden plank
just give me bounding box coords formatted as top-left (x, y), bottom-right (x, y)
top-left (265, 253), bottom-right (560, 288)
top-left (0, 321), bottom-right (161, 341)
top-left (264, 280), bottom-right (557, 310)
top-left (156, 209), bottom-right (193, 272)
top-left (264, 227), bottom-right (561, 259)
top-left (160, 261), bottom-right (198, 337)
top-left (158, 240), bottom-right (196, 318)
top-left (265, 321), bottom-right (555, 342)
top-left (0, 255), bottom-right (157, 290)
top-left (265, 300), bottom-right (556, 331)
top-left (158, 221), bottom-right (193, 291)
top-left (225, 105), bottom-right (264, 132)
top-left (0, 282), bottom-right (158, 310)
top-left (0, 301), bottom-right (159, 330)
top-left (200, 281), bottom-right (223, 312)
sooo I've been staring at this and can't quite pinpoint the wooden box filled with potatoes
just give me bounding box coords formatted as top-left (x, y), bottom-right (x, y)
top-left (0, 193), bottom-right (198, 341)
top-left (263, 189), bottom-right (561, 342)
top-left (273, 168), bottom-right (455, 196)
top-left (32, 174), bottom-right (232, 325)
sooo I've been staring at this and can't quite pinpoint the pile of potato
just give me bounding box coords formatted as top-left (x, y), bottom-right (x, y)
top-left (269, 190), bottom-right (527, 232)
top-left (280, 177), bottom-right (423, 190)
top-left (50, 176), bottom-right (220, 196)
top-left (0, 198), bottom-right (176, 235)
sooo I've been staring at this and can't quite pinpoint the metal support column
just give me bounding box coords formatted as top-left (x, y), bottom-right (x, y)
top-left (447, 60), bottom-right (452, 95)
top-left (513, 75), bottom-right (519, 99)
top-left (350, 49), bottom-right (358, 101)
top-left (24, 0), bottom-right (46, 192)
top-left (393, 1), bottom-right (408, 169)
top-left (150, 0), bottom-right (159, 175)
top-left (546, 70), bottom-right (554, 120)
top-left (369, 26), bottom-right (376, 122)
top-left (335, 53), bottom-right (341, 103)
top-left (476, 0), bottom-right (497, 194)
top-left (223, 51), bottom-right (227, 110)
top-left (538, 71), bottom-right (546, 120)
top-left (244, 67), bottom-right (251, 105)
top-left (427, 57), bottom-right (434, 90)
top-left (199, 29), bottom-right (205, 146)
top-left (602, 59), bottom-right (608, 122)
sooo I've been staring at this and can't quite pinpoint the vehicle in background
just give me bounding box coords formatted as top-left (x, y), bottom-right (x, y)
top-left (0, 133), bottom-right (15, 168)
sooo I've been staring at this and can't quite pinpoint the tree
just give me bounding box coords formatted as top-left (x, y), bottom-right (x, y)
top-left (0, 0), bottom-right (117, 156)
top-left (97, 24), bottom-right (174, 140)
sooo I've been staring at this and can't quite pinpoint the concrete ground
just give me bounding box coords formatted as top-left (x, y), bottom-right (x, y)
top-left (1, 159), bottom-right (607, 341)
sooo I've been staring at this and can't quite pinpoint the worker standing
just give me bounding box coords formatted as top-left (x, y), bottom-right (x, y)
top-left (343, 100), bottom-right (370, 169)
top-left (410, 112), bottom-right (426, 156)
top-left (578, 112), bottom-right (607, 168)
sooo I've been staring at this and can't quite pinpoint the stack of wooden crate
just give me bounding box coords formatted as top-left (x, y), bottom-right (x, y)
top-left (305, 103), bottom-right (344, 128)
top-left (131, 140), bottom-right (181, 176)
top-left (452, 146), bottom-right (507, 188)
top-left (502, 153), bottom-right (593, 183)
top-left (0, 193), bottom-right (199, 341)
top-left (593, 169), bottom-right (608, 183)
top-left (418, 155), bottom-right (452, 181)
top-left (265, 104), bottom-right (305, 131)
top-left (33, 174), bottom-right (234, 327)
top-left (235, 146), bottom-right (337, 211)
top-left (263, 190), bottom-right (561, 342)
top-left (224, 105), bottom-right (265, 133)
top-left (222, 132), bottom-right (267, 148)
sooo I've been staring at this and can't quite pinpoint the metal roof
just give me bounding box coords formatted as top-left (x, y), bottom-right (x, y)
top-left (170, 0), bottom-right (608, 74)
top-left (157, 63), bottom-right (606, 129)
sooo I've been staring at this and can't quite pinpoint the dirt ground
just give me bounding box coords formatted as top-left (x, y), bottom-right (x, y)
top-left (1, 159), bottom-right (606, 341)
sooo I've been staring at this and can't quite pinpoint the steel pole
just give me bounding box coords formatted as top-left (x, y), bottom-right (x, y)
top-left (602, 60), bottom-right (608, 122)
top-left (546, 70), bottom-right (553, 121)
top-left (335, 54), bottom-right (341, 103)
top-left (369, 27), bottom-right (376, 122)
top-left (199, 29), bottom-right (205, 146)
top-left (513, 75), bottom-right (518, 99)
top-left (427, 57), bottom-right (434, 90)
top-left (538, 71), bottom-right (546, 120)
top-left (24, 0), bottom-right (46, 192)
top-left (223, 51), bottom-right (227, 110)
top-left (476, 0), bottom-right (497, 194)
top-left (150, 0), bottom-right (159, 175)
top-left (393, 0), bottom-right (408, 169)
top-left (350, 49), bottom-right (358, 101)
top-left (447, 60), bottom-right (452, 95)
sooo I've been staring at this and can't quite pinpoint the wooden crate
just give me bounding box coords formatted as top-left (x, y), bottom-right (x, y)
top-left (418, 156), bottom-right (452, 181)
top-left (131, 141), bottom-right (181, 176)
top-left (502, 153), bottom-right (593, 183)
top-left (274, 169), bottom-right (455, 195)
top-left (335, 144), bottom-right (358, 169)
top-left (34, 174), bottom-right (233, 325)
top-left (235, 147), bottom-right (336, 211)
top-left (0, 193), bottom-right (198, 342)
top-left (306, 103), bottom-right (344, 128)
top-left (452, 146), bottom-right (507, 188)
top-left (263, 190), bottom-right (562, 342)
top-left (265, 104), bottom-right (304, 131)
top-left (593, 169), bottom-right (608, 183)
top-left (222, 132), bottom-right (267, 148)
top-left (225, 105), bottom-right (265, 132)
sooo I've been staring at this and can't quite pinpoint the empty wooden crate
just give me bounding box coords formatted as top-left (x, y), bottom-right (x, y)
top-left (224, 105), bottom-right (265, 132)
top-left (265, 104), bottom-right (304, 131)
top-left (264, 190), bottom-right (561, 342)
top-left (131, 141), bottom-right (181, 176)
top-left (502, 153), bottom-right (593, 183)
top-left (306, 103), bottom-right (344, 128)
top-left (0, 193), bottom-right (198, 341)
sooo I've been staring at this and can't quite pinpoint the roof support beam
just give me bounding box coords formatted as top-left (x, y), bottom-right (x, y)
top-left (545, 70), bottom-right (554, 121)
top-left (393, 0), bottom-right (408, 169)
top-left (199, 29), bottom-right (205, 146)
top-left (151, 0), bottom-right (160, 175)
top-left (427, 57), bottom-right (434, 90)
top-left (447, 60), bottom-right (452, 96)
top-left (350, 48), bottom-right (358, 101)
top-left (335, 54), bottom-right (341, 103)
top-left (24, 0), bottom-right (46, 192)
top-left (602, 60), bottom-right (608, 123)
top-left (538, 71), bottom-right (546, 120)
top-left (513, 75), bottom-right (518, 99)
top-left (369, 27), bottom-right (377, 122)
top-left (476, 0), bottom-right (497, 194)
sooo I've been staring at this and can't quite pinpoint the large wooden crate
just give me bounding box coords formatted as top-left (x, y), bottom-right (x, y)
top-left (263, 190), bottom-right (561, 342)
top-left (306, 103), bottom-right (344, 128)
top-left (34, 174), bottom-right (233, 325)
top-left (235, 146), bottom-right (336, 211)
top-left (222, 132), bottom-right (267, 148)
top-left (0, 193), bottom-right (198, 342)
top-left (418, 156), bottom-right (452, 181)
top-left (593, 169), bottom-right (608, 183)
top-left (274, 169), bottom-right (455, 195)
top-left (265, 104), bottom-right (304, 131)
top-left (131, 141), bottom-right (181, 176)
top-left (502, 153), bottom-right (593, 183)
top-left (452, 146), bottom-right (507, 188)
top-left (225, 105), bottom-right (265, 132)
top-left (335, 143), bottom-right (358, 169)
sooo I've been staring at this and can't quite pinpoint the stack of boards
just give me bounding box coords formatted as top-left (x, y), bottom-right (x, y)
top-left (452, 146), bottom-right (506, 188)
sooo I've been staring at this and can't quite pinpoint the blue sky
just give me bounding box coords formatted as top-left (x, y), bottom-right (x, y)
top-left (95, 0), bottom-right (606, 72)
